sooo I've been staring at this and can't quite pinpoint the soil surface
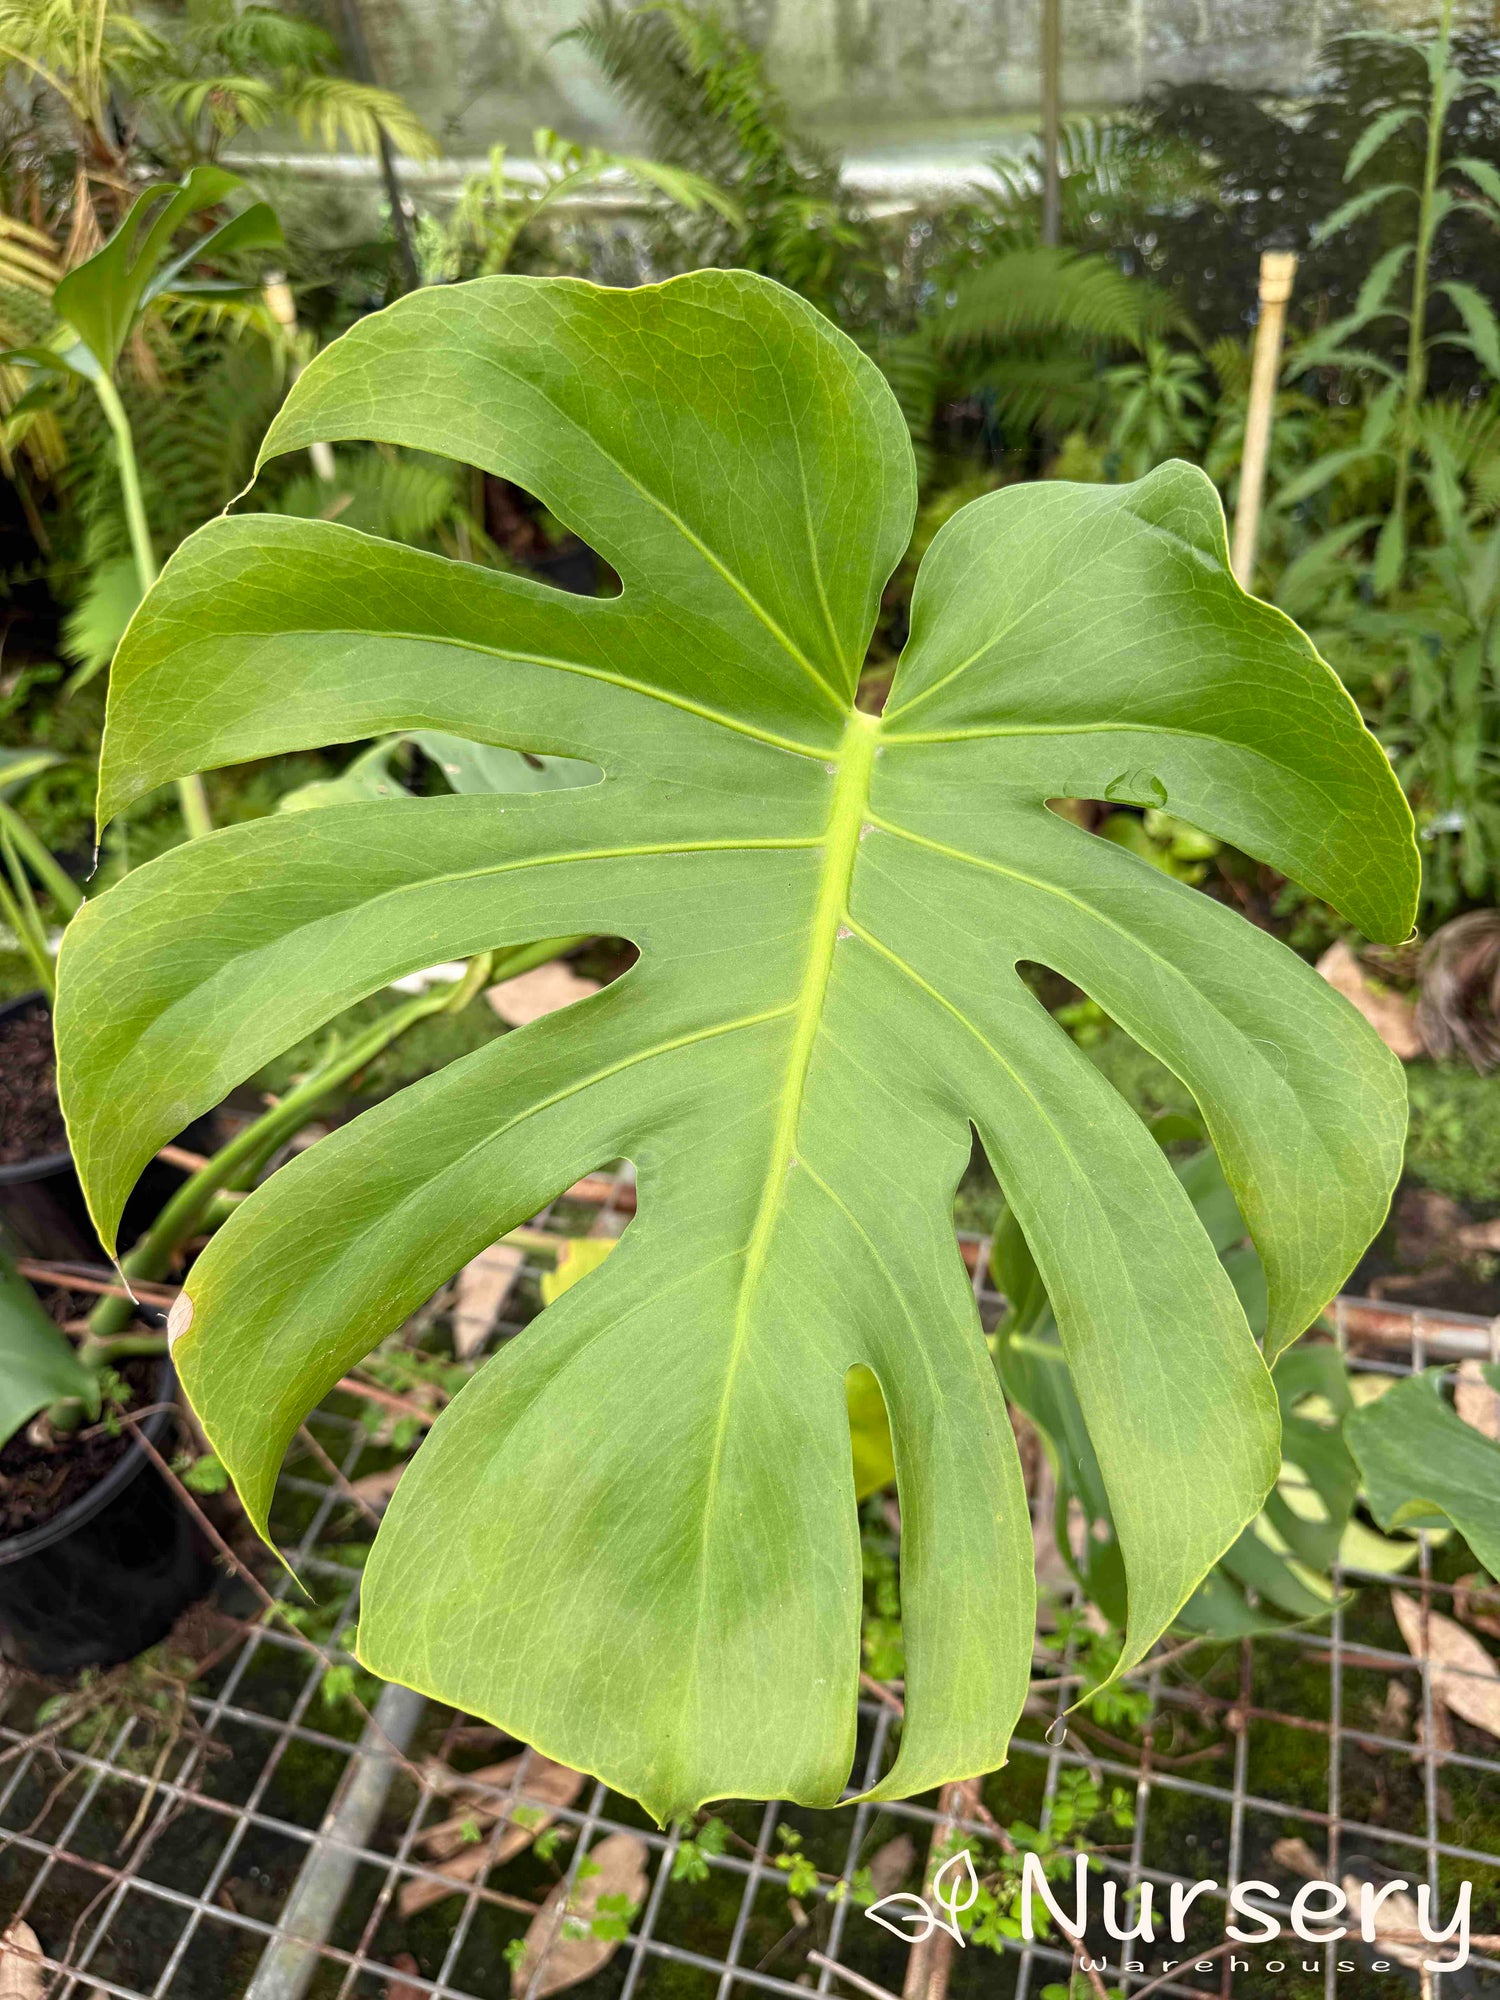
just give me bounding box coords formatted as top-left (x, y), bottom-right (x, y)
top-left (0, 1358), bottom-right (156, 1537)
top-left (0, 1001), bottom-right (67, 1166)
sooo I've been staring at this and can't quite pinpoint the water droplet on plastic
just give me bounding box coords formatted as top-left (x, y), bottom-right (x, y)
top-left (1103, 769), bottom-right (1168, 810)
top-left (1045, 1716), bottom-right (1069, 1747)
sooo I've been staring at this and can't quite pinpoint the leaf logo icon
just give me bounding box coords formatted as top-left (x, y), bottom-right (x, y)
top-left (933, 1848), bottom-right (980, 1929)
top-left (864, 1850), bottom-right (978, 1947)
top-left (865, 1892), bottom-right (941, 1943)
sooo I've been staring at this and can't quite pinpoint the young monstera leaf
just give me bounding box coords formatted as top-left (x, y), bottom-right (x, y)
top-left (57, 271), bottom-right (1417, 1821)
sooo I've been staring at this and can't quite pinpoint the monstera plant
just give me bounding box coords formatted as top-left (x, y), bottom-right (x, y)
top-left (56, 270), bottom-right (1418, 1823)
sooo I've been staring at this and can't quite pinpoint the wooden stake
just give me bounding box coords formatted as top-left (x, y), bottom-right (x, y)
top-left (1231, 249), bottom-right (1298, 588)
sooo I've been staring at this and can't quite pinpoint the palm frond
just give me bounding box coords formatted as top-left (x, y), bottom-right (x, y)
top-left (284, 73), bottom-right (436, 162)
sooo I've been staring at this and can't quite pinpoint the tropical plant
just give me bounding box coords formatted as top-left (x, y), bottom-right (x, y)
top-left (1304, 448), bottom-right (1500, 914)
top-left (1, 166), bottom-right (282, 836)
top-left (57, 270), bottom-right (1417, 1821)
top-left (567, 0), bottom-right (879, 316)
top-left (994, 1130), bottom-right (1419, 1639)
top-left (933, 246), bottom-right (1174, 442)
top-left (0, 736), bottom-right (589, 1449)
top-left (1098, 339), bottom-right (1210, 478)
top-left (0, 0), bottom-right (433, 188)
top-left (0, 747), bottom-right (82, 998)
top-left (1346, 1365), bottom-right (1500, 1579)
top-left (420, 127), bottom-right (740, 283)
top-left (1294, 0), bottom-right (1500, 589)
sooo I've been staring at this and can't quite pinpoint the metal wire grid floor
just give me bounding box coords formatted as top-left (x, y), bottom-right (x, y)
top-left (1, 1180), bottom-right (1498, 2000)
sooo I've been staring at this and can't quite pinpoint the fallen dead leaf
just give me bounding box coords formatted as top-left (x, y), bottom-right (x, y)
top-left (1453, 1573), bottom-right (1500, 1641)
top-left (1339, 1876), bottom-right (1425, 1970)
top-left (1317, 941), bottom-right (1424, 1059)
top-left (511, 1831), bottom-right (649, 1998)
top-left (452, 1241), bottom-right (524, 1358)
top-left (1270, 1836), bottom-right (1323, 1879)
top-left (487, 961), bottom-right (600, 1028)
top-left (400, 1755), bottom-right (587, 1916)
top-left (0, 1922), bottom-right (44, 1999)
top-left (1392, 1590), bottom-right (1500, 1740)
top-left (866, 1833), bottom-right (916, 1901)
top-left (1456, 1358), bottom-right (1500, 1440)
top-left (384, 1950), bottom-right (426, 2000)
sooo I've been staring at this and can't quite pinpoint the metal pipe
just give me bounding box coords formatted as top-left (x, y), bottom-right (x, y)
top-left (1041, 0), bottom-right (1063, 246)
top-left (244, 1680), bottom-right (427, 2000)
top-left (1231, 249), bottom-right (1298, 589)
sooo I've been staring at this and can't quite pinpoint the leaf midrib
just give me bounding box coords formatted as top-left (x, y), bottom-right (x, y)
top-left (684, 710), bottom-right (879, 1730)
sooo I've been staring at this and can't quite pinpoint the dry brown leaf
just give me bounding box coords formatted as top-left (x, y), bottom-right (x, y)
top-left (399, 1755), bottom-right (587, 1916)
top-left (867, 1833), bottom-right (916, 1901)
top-left (452, 1241), bottom-right (524, 1358)
top-left (384, 1951), bottom-right (426, 2000)
top-left (0, 1922), bottom-right (44, 2000)
top-left (420, 1755), bottom-right (584, 1859)
top-left (1392, 1590), bottom-right (1500, 1739)
top-left (1270, 1836), bottom-right (1323, 1879)
top-left (511, 1832), bottom-right (649, 1998)
top-left (1339, 1876), bottom-right (1425, 1970)
top-left (1316, 941), bottom-right (1423, 1059)
top-left (1456, 1358), bottom-right (1500, 1440)
top-left (487, 961), bottom-right (600, 1028)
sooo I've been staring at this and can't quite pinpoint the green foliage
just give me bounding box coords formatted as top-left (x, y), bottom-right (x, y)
top-left (1405, 1060), bottom-right (1500, 1204)
top-left (421, 127), bottom-right (740, 283)
top-left (670, 1812), bottom-right (729, 1883)
top-left (58, 270), bottom-right (1415, 1822)
top-left (568, 1), bottom-right (878, 317)
top-left (0, 0), bottom-right (433, 173)
top-left (1346, 1366), bottom-right (1500, 1577)
top-left (994, 1138), bottom-right (1420, 1639)
top-left (173, 1448), bottom-right (230, 1493)
top-left (0, 1247), bottom-right (93, 1446)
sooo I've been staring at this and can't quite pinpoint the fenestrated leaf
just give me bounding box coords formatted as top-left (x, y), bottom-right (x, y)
top-left (1346, 1367), bottom-right (1500, 1579)
top-left (57, 271), bottom-right (1418, 1821)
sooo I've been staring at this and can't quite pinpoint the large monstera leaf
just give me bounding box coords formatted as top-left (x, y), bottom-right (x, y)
top-left (57, 271), bottom-right (1417, 1822)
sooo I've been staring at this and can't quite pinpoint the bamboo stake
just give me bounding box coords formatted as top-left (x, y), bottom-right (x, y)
top-left (1231, 249), bottom-right (1298, 588)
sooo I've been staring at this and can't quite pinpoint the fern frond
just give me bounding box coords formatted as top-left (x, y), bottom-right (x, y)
top-left (61, 553), bottom-right (139, 685)
top-left (939, 246), bottom-right (1164, 353)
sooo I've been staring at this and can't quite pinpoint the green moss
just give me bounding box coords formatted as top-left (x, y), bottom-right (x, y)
top-left (1405, 1060), bottom-right (1500, 1207)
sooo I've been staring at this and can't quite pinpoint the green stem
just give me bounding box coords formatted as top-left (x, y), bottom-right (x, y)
top-left (78, 938), bottom-right (584, 1350)
top-left (0, 799), bottom-right (82, 919)
top-left (0, 874), bottom-right (53, 1003)
top-left (91, 371), bottom-right (214, 843)
top-left (1391, 0), bottom-right (1455, 561)
top-left (86, 1333), bottom-right (170, 1366)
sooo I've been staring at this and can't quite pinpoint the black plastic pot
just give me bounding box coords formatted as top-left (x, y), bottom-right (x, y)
top-left (0, 991), bottom-right (97, 1262)
top-left (0, 990), bottom-right (214, 1262)
top-left (0, 1363), bottom-right (215, 1675)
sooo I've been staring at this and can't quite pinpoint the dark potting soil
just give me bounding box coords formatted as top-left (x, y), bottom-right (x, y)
top-left (0, 1358), bottom-right (156, 1538)
top-left (0, 1000), bottom-right (67, 1166)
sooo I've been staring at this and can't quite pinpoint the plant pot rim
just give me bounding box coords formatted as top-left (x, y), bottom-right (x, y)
top-left (0, 1358), bottom-right (178, 1564)
top-left (0, 988), bottom-right (70, 1185)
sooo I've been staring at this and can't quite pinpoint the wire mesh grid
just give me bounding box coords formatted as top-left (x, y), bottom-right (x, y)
top-left (2, 1174), bottom-right (1499, 2000)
